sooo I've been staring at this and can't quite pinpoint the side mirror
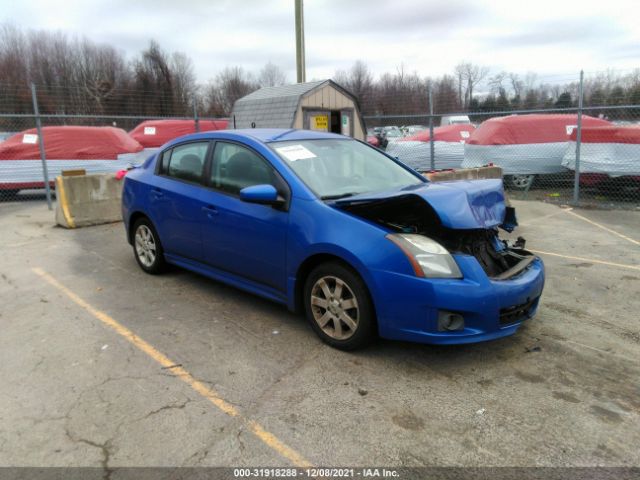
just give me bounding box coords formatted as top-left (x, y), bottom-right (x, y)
top-left (239, 184), bottom-right (284, 206)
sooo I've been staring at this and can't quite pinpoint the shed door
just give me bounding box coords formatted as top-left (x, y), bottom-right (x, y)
top-left (340, 110), bottom-right (354, 137)
top-left (303, 110), bottom-right (330, 132)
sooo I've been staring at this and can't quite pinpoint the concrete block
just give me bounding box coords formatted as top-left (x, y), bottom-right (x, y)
top-left (55, 173), bottom-right (123, 228)
top-left (422, 166), bottom-right (511, 206)
top-left (422, 166), bottom-right (503, 182)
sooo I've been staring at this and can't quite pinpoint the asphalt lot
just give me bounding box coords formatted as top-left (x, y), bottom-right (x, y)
top-left (0, 198), bottom-right (639, 469)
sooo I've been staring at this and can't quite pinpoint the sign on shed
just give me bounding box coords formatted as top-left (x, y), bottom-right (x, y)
top-left (311, 114), bottom-right (328, 131)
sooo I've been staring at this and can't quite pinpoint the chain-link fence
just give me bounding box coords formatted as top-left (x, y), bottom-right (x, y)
top-left (365, 106), bottom-right (640, 209)
top-left (2, 74), bottom-right (640, 209)
top-left (0, 83), bottom-right (222, 206)
top-left (365, 71), bottom-right (640, 209)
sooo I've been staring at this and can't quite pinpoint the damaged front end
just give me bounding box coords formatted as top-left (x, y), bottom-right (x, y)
top-left (335, 180), bottom-right (537, 281)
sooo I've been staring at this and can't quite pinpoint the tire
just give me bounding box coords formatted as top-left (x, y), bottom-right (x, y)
top-left (303, 261), bottom-right (376, 350)
top-left (2, 189), bottom-right (20, 199)
top-left (132, 217), bottom-right (166, 274)
top-left (505, 174), bottom-right (535, 190)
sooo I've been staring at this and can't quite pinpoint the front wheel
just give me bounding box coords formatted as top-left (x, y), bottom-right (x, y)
top-left (132, 218), bottom-right (166, 274)
top-left (506, 174), bottom-right (536, 190)
top-left (304, 262), bottom-right (376, 350)
top-left (2, 189), bottom-right (20, 199)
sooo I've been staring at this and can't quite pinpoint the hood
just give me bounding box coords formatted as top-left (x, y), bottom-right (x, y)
top-left (335, 179), bottom-right (507, 230)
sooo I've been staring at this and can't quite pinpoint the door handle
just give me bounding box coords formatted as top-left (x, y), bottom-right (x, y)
top-left (202, 205), bottom-right (218, 217)
top-left (151, 188), bottom-right (164, 197)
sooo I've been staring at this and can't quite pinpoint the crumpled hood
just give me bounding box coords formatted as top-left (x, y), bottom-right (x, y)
top-left (335, 179), bottom-right (507, 229)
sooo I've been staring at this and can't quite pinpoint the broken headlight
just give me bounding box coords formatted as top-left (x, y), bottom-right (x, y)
top-left (387, 234), bottom-right (462, 279)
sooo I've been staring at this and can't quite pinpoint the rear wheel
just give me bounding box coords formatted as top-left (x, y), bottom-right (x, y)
top-left (506, 174), bottom-right (535, 190)
top-left (304, 262), bottom-right (376, 350)
top-left (132, 218), bottom-right (166, 274)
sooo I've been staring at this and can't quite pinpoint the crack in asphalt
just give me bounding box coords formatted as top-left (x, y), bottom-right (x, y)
top-left (142, 398), bottom-right (192, 419)
top-left (64, 427), bottom-right (113, 480)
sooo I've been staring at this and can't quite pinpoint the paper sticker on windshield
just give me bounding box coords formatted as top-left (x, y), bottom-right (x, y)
top-left (275, 144), bottom-right (316, 161)
top-left (144, 126), bottom-right (156, 135)
top-left (566, 125), bottom-right (576, 135)
top-left (22, 133), bottom-right (38, 144)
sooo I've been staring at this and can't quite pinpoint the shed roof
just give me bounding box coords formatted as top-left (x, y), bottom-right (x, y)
top-left (230, 80), bottom-right (356, 129)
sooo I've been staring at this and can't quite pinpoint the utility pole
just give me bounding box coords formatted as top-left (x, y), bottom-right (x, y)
top-left (31, 83), bottom-right (52, 210)
top-left (572, 69), bottom-right (584, 205)
top-left (428, 85), bottom-right (435, 171)
top-left (295, 0), bottom-right (306, 83)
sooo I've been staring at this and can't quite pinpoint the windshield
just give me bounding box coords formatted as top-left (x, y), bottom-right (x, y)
top-left (270, 138), bottom-right (423, 199)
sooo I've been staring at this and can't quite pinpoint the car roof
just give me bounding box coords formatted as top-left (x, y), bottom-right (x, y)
top-left (178, 128), bottom-right (348, 144)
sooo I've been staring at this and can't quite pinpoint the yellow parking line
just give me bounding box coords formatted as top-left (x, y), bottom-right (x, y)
top-left (32, 267), bottom-right (313, 468)
top-left (530, 250), bottom-right (640, 271)
top-left (519, 207), bottom-right (573, 227)
top-left (565, 210), bottom-right (640, 246)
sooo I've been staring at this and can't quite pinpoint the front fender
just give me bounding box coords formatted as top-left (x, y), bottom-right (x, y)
top-left (284, 198), bottom-right (413, 320)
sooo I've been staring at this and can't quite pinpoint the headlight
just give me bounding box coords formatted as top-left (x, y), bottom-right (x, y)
top-left (387, 233), bottom-right (462, 279)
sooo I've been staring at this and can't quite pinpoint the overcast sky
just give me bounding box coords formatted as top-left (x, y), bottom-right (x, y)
top-left (1, 0), bottom-right (639, 84)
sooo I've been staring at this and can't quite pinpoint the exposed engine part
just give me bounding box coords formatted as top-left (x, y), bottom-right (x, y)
top-left (510, 236), bottom-right (526, 249)
top-left (339, 195), bottom-right (535, 279)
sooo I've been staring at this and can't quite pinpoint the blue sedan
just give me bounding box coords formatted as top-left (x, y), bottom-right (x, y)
top-left (122, 129), bottom-right (544, 350)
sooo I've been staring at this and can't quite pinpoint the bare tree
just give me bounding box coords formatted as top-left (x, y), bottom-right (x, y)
top-left (433, 74), bottom-right (460, 113)
top-left (334, 60), bottom-right (374, 113)
top-left (258, 61), bottom-right (287, 88)
top-left (509, 73), bottom-right (524, 99)
top-left (371, 68), bottom-right (427, 115)
top-left (205, 66), bottom-right (258, 116)
top-left (4, 23), bottom-right (640, 123)
top-left (0, 24), bottom-right (30, 113)
top-left (132, 40), bottom-right (176, 115)
top-left (488, 71), bottom-right (507, 94)
top-left (523, 72), bottom-right (538, 91)
top-left (454, 62), bottom-right (489, 108)
top-left (78, 40), bottom-right (128, 114)
top-left (171, 52), bottom-right (197, 114)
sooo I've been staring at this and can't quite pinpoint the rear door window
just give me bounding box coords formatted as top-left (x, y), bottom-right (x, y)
top-left (160, 142), bottom-right (209, 184)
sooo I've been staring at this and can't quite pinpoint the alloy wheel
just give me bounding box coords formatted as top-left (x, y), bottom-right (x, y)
top-left (310, 275), bottom-right (359, 340)
top-left (135, 225), bottom-right (157, 267)
top-left (509, 174), bottom-right (535, 190)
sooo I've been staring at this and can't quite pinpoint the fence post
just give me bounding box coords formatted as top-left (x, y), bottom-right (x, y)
top-left (30, 83), bottom-right (52, 210)
top-left (428, 85), bottom-right (435, 171)
top-left (193, 96), bottom-right (200, 133)
top-left (573, 70), bottom-right (584, 205)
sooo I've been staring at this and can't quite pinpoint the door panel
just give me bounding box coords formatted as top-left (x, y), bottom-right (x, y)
top-left (201, 191), bottom-right (288, 291)
top-left (201, 141), bottom-right (289, 291)
top-left (148, 142), bottom-right (210, 261)
top-left (340, 109), bottom-right (353, 136)
top-left (303, 110), bottom-right (330, 132)
top-left (149, 177), bottom-right (205, 260)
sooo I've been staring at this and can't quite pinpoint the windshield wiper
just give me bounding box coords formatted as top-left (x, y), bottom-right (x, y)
top-left (321, 192), bottom-right (360, 200)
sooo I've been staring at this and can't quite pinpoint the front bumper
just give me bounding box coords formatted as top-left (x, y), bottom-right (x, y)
top-left (370, 254), bottom-right (545, 345)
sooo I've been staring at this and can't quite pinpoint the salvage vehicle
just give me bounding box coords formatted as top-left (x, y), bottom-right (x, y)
top-left (122, 129), bottom-right (544, 350)
top-left (462, 114), bottom-right (611, 190)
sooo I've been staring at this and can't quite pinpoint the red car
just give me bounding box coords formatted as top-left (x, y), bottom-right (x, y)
top-left (0, 126), bottom-right (143, 194)
top-left (129, 119), bottom-right (228, 148)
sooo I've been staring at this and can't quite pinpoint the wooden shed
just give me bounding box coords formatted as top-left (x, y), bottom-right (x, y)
top-left (229, 80), bottom-right (366, 140)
